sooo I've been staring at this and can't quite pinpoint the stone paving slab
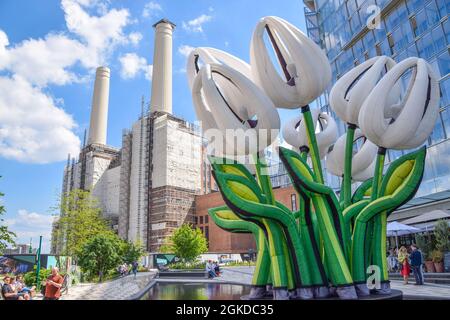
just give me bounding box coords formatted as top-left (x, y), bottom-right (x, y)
top-left (34, 272), bottom-right (156, 300)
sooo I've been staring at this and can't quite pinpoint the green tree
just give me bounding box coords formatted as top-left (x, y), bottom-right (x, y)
top-left (55, 189), bottom-right (111, 259)
top-left (434, 219), bottom-right (450, 252)
top-left (122, 240), bottom-right (145, 264)
top-left (77, 233), bottom-right (123, 282)
top-left (164, 224), bottom-right (208, 262)
top-left (0, 176), bottom-right (16, 254)
top-left (415, 233), bottom-right (432, 260)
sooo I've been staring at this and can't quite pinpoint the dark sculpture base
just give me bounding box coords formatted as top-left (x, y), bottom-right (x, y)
top-left (241, 289), bottom-right (403, 300)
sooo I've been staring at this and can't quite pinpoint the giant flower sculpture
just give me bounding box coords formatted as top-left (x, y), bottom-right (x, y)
top-left (187, 16), bottom-right (439, 300)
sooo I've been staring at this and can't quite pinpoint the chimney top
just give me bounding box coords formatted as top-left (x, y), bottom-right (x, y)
top-left (153, 18), bottom-right (176, 29)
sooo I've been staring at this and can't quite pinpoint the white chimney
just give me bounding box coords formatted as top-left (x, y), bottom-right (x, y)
top-left (88, 66), bottom-right (110, 145)
top-left (150, 19), bottom-right (175, 114)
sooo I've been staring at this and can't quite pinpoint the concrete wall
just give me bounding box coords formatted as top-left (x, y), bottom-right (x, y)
top-left (151, 115), bottom-right (202, 191)
top-left (128, 118), bottom-right (148, 244)
top-left (92, 165), bottom-right (120, 219)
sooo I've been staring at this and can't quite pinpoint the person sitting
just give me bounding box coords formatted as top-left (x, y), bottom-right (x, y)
top-left (206, 260), bottom-right (217, 278)
top-left (2, 276), bottom-right (29, 300)
top-left (213, 261), bottom-right (221, 276)
top-left (13, 275), bottom-right (36, 299)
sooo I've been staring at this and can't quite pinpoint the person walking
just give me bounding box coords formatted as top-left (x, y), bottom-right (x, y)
top-left (44, 267), bottom-right (64, 300)
top-left (398, 246), bottom-right (411, 285)
top-left (410, 244), bottom-right (424, 285)
top-left (132, 261), bottom-right (139, 279)
top-left (387, 249), bottom-right (398, 272)
top-left (205, 260), bottom-right (216, 278)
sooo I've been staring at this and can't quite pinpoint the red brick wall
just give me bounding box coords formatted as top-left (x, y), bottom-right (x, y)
top-left (194, 185), bottom-right (300, 253)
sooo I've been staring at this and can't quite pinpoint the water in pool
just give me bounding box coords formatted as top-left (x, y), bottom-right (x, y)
top-left (141, 282), bottom-right (251, 300)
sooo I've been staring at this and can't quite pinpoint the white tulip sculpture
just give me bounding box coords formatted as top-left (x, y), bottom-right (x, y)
top-left (186, 16), bottom-right (438, 301)
top-left (326, 129), bottom-right (378, 183)
top-left (329, 56), bottom-right (397, 209)
top-left (251, 16), bottom-right (359, 299)
top-left (282, 110), bottom-right (338, 160)
top-left (350, 57), bottom-right (440, 295)
top-left (188, 51), bottom-right (280, 157)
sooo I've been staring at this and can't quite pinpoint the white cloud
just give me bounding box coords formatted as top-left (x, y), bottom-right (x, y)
top-left (0, 75), bottom-right (80, 163)
top-left (119, 53), bottom-right (153, 80)
top-left (128, 32), bottom-right (143, 46)
top-left (0, 0), bottom-right (136, 163)
top-left (178, 45), bottom-right (195, 58)
top-left (4, 209), bottom-right (55, 253)
top-left (182, 14), bottom-right (212, 33)
top-left (61, 0), bottom-right (130, 67)
top-left (142, 1), bottom-right (162, 18)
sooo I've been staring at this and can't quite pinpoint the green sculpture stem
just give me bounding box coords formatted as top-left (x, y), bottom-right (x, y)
top-left (253, 153), bottom-right (297, 290)
top-left (254, 152), bottom-right (275, 205)
top-left (352, 148), bottom-right (386, 283)
top-left (343, 124), bottom-right (356, 209)
top-left (301, 105), bottom-right (324, 184)
top-left (371, 148), bottom-right (386, 201)
top-left (254, 152), bottom-right (316, 289)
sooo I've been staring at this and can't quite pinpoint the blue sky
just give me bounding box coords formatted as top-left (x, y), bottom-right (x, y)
top-left (0, 0), bottom-right (307, 253)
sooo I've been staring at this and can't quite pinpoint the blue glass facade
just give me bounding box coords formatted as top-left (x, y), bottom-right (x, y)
top-left (303, 0), bottom-right (450, 198)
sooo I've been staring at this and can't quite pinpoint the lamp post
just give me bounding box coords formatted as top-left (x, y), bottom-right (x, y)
top-left (35, 236), bottom-right (42, 290)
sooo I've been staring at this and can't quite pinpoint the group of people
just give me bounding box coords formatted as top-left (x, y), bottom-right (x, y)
top-left (1, 267), bottom-right (64, 300)
top-left (388, 244), bottom-right (424, 285)
top-left (205, 260), bottom-right (220, 278)
top-left (1, 274), bottom-right (35, 300)
top-left (118, 261), bottom-right (139, 278)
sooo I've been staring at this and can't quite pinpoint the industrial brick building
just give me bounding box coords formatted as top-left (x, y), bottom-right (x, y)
top-left (55, 19), bottom-right (204, 254)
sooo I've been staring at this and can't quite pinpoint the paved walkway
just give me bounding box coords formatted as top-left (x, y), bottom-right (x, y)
top-left (217, 266), bottom-right (450, 299)
top-left (35, 271), bottom-right (156, 300)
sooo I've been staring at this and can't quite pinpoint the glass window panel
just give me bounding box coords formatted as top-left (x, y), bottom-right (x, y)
top-left (350, 12), bottom-right (362, 33)
top-left (407, 0), bottom-right (425, 13)
top-left (429, 112), bottom-right (446, 144)
top-left (426, 1), bottom-right (440, 26)
top-left (386, 1), bottom-right (408, 30)
top-left (440, 107), bottom-right (450, 136)
top-left (391, 21), bottom-right (413, 53)
top-left (379, 37), bottom-right (392, 55)
top-left (373, 19), bottom-right (387, 42)
top-left (435, 0), bottom-right (449, 18)
top-left (441, 77), bottom-right (450, 107)
top-left (417, 31), bottom-right (435, 59)
top-left (432, 25), bottom-right (446, 53)
top-left (394, 50), bottom-right (408, 62)
top-left (352, 39), bottom-right (365, 59)
top-left (437, 50), bottom-right (450, 78)
top-left (443, 19), bottom-right (450, 44)
top-left (429, 58), bottom-right (442, 78)
top-left (405, 43), bottom-right (418, 57)
top-left (376, 0), bottom-right (389, 10)
top-left (414, 9), bottom-right (429, 37)
top-left (347, 0), bottom-right (358, 16)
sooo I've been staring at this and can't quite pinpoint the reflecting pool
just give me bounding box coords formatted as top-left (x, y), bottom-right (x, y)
top-left (141, 282), bottom-right (251, 300)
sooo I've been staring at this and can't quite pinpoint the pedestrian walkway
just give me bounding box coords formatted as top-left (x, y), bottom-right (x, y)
top-left (390, 280), bottom-right (450, 299)
top-left (35, 271), bottom-right (156, 300)
top-left (217, 266), bottom-right (450, 299)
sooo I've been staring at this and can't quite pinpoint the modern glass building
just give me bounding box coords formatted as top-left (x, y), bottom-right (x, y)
top-left (303, 0), bottom-right (450, 223)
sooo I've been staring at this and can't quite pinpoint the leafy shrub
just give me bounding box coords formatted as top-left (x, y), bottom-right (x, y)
top-left (434, 220), bottom-right (450, 253)
top-left (23, 267), bottom-right (51, 287)
top-left (431, 250), bottom-right (443, 263)
top-left (169, 261), bottom-right (205, 270)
